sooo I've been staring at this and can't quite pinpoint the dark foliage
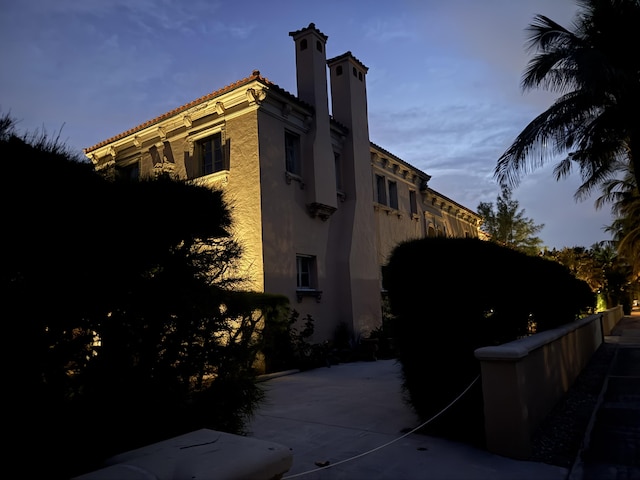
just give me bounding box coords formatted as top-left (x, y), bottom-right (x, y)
top-left (262, 309), bottom-right (332, 372)
top-left (0, 114), bottom-right (289, 478)
top-left (384, 237), bottom-right (595, 444)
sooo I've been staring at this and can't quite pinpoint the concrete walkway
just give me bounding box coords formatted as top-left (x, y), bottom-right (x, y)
top-left (248, 310), bottom-right (640, 480)
top-left (247, 359), bottom-right (567, 479)
top-left (570, 309), bottom-right (640, 480)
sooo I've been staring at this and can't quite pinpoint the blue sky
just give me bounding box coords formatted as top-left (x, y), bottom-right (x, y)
top-left (0, 0), bottom-right (614, 250)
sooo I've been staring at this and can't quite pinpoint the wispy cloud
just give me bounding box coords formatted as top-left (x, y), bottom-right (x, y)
top-left (362, 17), bottom-right (419, 43)
top-left (0, 0), bottom-right (614, 249)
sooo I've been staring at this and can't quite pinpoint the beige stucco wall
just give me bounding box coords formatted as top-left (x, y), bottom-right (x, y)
top-left (474, 309), bottom-right (624, 459)
top-left (199, 113), bottom-right (265, 293)
top-left (257, 108), bottom-right (346, 341)
top-left (371, 158), bottom-right (481, 268)
top-left (85, 75), bottom-right (481, 345)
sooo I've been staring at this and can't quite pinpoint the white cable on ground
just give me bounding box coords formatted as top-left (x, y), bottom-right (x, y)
top-left (282, 374), bottom-right (481, 479)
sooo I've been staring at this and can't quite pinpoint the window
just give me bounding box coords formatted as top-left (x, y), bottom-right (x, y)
top-left (388, 181), bottom-right (398, 209)
top-left (196, 132), bottom-right (225, 176)
top-left (334, 152), bottom-right (343, 192)
top-left (409, 191), bottom-right (418, 215)
top-left (296, 255), bottom-right (315, 289)
top-left (117, 161), bottom-right (139, 182)
top-left (285, 131), bottom-right (301, 176)
top-left (375, 175), bottom-right (386, 205)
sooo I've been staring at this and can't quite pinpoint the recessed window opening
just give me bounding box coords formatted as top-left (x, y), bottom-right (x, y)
top-left (117, 161), bottom-right (139, 181)
top-left (296, 255), bottom-right (316, 289)
top-left (316, 40), bottom-right (322, 52)
top-left (196, 132), bottom-right (225, 177)
top-left (336, 65), bottom-right (343, 76)
top-left (388, 181), bottom-right (398, 209)
top-left (285, 131), bottom-right (301, 176)
top-left (409, 191), bottom-right (418, 215)
top-left (376, 174), bottom-right (387, 205)
top-left (300, 39), bottom-right (307, 50)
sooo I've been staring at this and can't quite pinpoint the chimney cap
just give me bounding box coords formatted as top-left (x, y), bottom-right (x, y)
top-left (289, 23), bottom-right (328, 42)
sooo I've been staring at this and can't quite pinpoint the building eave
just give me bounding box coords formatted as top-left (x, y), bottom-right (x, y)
top-left (84, 70), bottom-right (311, 154)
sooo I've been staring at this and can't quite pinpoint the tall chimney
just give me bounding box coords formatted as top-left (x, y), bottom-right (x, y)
top-left (289, 23), bottom-right (337, 213)
top-left (327, 51), bottom-right (381, 336)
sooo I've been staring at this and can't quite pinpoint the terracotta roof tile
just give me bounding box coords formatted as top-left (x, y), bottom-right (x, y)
top-left (84, 71), bottom-right (291, 153)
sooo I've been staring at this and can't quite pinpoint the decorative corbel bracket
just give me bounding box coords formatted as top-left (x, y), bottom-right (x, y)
top-left (246, 88), bottom-right (266, 105)
top-left (307, 202), bottom-right (337, 221)
top-left (157, 126), bottom-right (167, 142)
top-left (296, 289), bottom-right (323, 303)
top-left (185, 138), bottom-right (194, 155)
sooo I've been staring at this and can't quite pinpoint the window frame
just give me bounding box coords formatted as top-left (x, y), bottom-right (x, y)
top-left (296, 255), bottom-right (315, 290)
top-left (388, 181), bottom-right (398, 210)
top-left (285, 130), bottom-right (302, 177)
top-left (116, 161), bottom-right (140, 182)
top-left (195, 131), bottom-right (226, 177)
top-left (375, 174), bottom-right (387, 205)
top-left (409, 190), bottom-right (418, 216)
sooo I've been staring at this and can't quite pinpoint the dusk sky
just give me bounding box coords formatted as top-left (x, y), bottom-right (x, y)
top-left (1, 0), bottom-right (615, 250)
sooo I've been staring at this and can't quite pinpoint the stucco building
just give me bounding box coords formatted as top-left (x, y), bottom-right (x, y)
top-left (84, 23), bottom-right (482, 342)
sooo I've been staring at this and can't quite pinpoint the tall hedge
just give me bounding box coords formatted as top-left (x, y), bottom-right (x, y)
top-left (384, 237), bottom-right (594, 443)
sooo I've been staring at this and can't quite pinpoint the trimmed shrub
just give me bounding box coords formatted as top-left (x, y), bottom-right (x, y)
top-left (384, 237), bottom-right (594, 444)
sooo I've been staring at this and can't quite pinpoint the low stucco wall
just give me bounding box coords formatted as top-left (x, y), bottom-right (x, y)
top-left (474, 306), bottom-right (623, 459)
top-left (602, 305), bottom-right (624, 336)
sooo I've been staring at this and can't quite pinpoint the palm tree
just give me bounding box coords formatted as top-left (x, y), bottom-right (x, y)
top-left (495, 0), bottom-right (640, 200)
top-left (597, 171), bottom-right (640, 276)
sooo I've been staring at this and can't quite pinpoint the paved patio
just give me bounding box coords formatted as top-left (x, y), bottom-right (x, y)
top-left (248, 311), bottom-right (640, 480)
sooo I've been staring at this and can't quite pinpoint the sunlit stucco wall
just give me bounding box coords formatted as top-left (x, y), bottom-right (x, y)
top-left (199, 112), bottom-right (265, 293)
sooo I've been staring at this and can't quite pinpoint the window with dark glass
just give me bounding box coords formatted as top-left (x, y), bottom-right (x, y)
top-left (285, 131), bottom-right (301, 176)
top-left (196, 132), bottom-right (225, 176)
top-left (409, 190), bottom-right (418, 215)
top-left (117, 161), bottom-right (140, 181)
top-left (388, 181), bottom-right (398, 209)
top-left (376, 174), bottom-right (387, 205)
top-left (296, 255), bottom-right (315, 289)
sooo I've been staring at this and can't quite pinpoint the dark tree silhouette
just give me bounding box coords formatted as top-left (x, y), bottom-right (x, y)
top-left (1, 113), bottom-right (286, 479)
